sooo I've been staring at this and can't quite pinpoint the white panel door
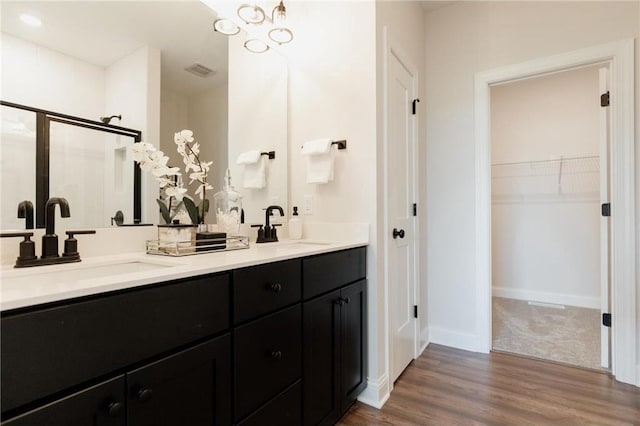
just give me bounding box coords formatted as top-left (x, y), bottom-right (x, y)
top-left (387, 48), bottom-right (417, 383)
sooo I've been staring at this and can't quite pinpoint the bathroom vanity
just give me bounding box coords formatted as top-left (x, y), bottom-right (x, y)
top-left (0, 242), bottom-right (367, 426)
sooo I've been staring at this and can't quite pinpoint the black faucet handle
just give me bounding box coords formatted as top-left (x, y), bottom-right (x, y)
top-left (1, 232), bottom-right (34, 239)
top-left (1, 232), bottom-right (37, 265)
top-left (65, 230), bottom-right (97, 237)
top-left (63, 230), bottom-right (96, 259)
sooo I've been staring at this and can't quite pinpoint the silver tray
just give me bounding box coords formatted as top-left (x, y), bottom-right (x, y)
top-left (146, 235), bottom-right (249, 256)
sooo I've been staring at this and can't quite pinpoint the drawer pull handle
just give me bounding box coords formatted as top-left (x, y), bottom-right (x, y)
top-left (103, 400), bottom-right (123, 417)
top-left (136, 387), bottom-right (153, 402)
top-left (267, 282), bottom-right (282, 292)
top-left (271, 350), bottom-right (282, 359)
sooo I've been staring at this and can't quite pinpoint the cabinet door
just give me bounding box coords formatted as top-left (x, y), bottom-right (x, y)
top-left (2, 376), bottom-right (125, 426)
top-left (234, 305), bottom-right (302, 422)
top-left (127, 334), bottom-right (231, 426)
top-left (302, 290), bottom-right (341, 426)
top-left (340, 279), bottom-right (367, 414)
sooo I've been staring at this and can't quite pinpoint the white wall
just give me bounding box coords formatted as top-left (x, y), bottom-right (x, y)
top-left (0, 32), bottom-right (105, 118)
top-left (188, 83), bottom-right (228, 222)
top-left (423, 1), bottom-right (639, 368)
top-left (106, 45), bottom-right (161, 225)
top-left (491, 66), bottom-right (601, 308)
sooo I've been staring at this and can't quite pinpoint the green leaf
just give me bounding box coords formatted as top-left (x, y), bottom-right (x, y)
top-left (182, 197), bottom-right (199, 225)
top-left (156, 199), bottom-right (171, 224)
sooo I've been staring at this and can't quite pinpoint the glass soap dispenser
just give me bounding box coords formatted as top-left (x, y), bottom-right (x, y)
top-left (214, 169), bottom-right (243, 235)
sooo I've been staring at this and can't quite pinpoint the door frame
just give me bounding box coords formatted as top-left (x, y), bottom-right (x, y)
top-left (474, 39), bottom-right (636, 385)
top-left (382, 26), bottom-right (420, 388)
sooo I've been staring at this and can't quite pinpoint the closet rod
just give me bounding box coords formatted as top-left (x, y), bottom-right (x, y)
top-left (491, 154), bottom-right (598, 167)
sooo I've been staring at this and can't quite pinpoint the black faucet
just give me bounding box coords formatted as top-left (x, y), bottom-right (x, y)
top-left (17, 200), bottom-right (34, 229)
top-left (42, 197), bottom-right (71, 258)
top-left (1, 197), bottom-right (95, 268)
top-left (253, 205), bottom-right (284, 243)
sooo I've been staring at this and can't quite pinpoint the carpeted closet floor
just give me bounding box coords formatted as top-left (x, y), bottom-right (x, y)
top-left (492, 297), bottom-right (602, 370)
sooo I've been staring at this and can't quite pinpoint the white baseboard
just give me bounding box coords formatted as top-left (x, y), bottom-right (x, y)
top-left (429, 326), bottom-right (483, 352)
top-left (357, 373), bottom-right (390, 409)
top-left (419, 327), bottom-right (430, 355)
top-left (492, 286), bottom-right (599, 309)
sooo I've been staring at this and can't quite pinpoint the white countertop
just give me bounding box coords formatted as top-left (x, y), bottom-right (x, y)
top-left (0, 239), bottom-right (367, 312)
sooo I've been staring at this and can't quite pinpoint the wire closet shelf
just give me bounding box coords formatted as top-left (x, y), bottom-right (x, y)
top-left (491, 155), bottom-right (600, 199)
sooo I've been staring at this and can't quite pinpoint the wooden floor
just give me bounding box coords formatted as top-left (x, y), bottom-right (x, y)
top-left (338, 344), bottom-right (640, 425)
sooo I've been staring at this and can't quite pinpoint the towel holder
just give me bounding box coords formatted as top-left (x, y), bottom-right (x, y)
top-left (332, 140), bottom-right (347, 150)
top-left (261, 151), bottom-right (276, 160)
top-left (299, 140), bottom-right (347, 150)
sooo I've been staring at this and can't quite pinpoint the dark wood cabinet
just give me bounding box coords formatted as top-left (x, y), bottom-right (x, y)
top-left (234, 305), bottom-right (302, 421)
top-left (127, 334), bottom-right (231, 426)
top-left (301, 247), bottom-right (367, 426)
top-left (1, 247), bottom-right (366, 426)
top-left (2, 376), bottom-right (126, 426)
top-left (339, 280), bottom-right (367, 413)
top-left (303, 281), bottom-right (367, 426)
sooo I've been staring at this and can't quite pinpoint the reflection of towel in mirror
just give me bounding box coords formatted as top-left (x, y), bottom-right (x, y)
top-left (302, 139), bottom-right (333, 184)
top-left (237, 150), bottom-right (266, 189)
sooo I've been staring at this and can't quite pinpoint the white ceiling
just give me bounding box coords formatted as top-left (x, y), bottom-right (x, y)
top-left (0, 1), bottom-right (229, 96)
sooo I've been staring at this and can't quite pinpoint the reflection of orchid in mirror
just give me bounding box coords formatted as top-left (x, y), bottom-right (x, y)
top-left (131, 142), bottom-right (185, 224)
top-left (131, 131), bottom-right (213, 225)
top-left (174, 130), bottom-right (213, 224)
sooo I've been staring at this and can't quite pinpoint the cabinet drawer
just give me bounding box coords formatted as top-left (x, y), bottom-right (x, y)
top-left (1, 274), bottom-right (230, 413)
top-left (237, 380), bottom-right (301, 426)
top-left (234, 305), bottom-right (301, 421)
top-left (1, 375), bottom-right (125, 426)
top-left (302, 247), bottom-right (366, 300)
top-left (127, 334), bottom-right (231, 426)
top-left (233, 259), bottom-right (301, 323)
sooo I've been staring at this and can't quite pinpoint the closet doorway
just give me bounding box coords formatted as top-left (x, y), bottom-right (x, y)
top-left (489, 65), bottom-right (609, 370)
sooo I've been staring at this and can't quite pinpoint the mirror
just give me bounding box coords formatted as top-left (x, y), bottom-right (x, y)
top-left (0, 0), bottom-right (288, 229)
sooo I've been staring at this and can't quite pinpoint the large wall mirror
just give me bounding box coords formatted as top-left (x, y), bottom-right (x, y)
top-left (0, 0), bottom-right (288, 229)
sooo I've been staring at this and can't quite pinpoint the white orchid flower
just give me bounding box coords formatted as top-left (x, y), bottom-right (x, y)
top-left (131, 142), bottom-right (156, 162)
top-left (189, 171), bottom-right (206, 184)
top-left (195, 183), bottom-right (213, 199)
top-left (164, 185), bottom-right (187, 201)
top-left (174, 129), bottom-right (194, 145)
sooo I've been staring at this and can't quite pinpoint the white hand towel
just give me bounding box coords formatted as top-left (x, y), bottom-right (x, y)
top-left (236, 150), bottom-right (261, 165)
top-left (242, 156), bottom-right (266, 189)
top-left (302, 139), bottom-right (334, 184)
top-left (301, 138), bottom-right (332, 155)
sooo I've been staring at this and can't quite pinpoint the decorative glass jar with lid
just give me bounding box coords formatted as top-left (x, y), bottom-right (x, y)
top-left (214, 169), bottom-right (242, 236)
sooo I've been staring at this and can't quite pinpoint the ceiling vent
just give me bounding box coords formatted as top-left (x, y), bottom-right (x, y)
top-left (184, 63), bottom-right (216, 78)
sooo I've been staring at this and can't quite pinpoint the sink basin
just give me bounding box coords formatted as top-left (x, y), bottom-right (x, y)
top-left (1, 259), bottom-right (178, 287)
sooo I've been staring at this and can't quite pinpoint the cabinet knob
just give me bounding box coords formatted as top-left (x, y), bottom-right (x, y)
top-left (103, 399), bottom-right (123, 417)
top-left (270, 350), bottom-right (282, 359)
top-left (334, 298), bottom-right (344, 306)
top-left (343, 297), bottom-right (351, 304)
top-left (267, 282), bottom-right (282, 292)
top-left (136, 387), bottom-right (153, 402)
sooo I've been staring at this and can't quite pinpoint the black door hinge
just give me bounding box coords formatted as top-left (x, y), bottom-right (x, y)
top-left (602, 313), bottom-right (611, 327)
top-left (600, 91), bottom-right (610, 107)
top-left (602, 203), bottom-right (611, 217)
top-left (412, 203), bottom-right (417, 217)
top-left (412, 99), bottom-right (420, 115)
top-left (413, 305), bottom-right (418, 319)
